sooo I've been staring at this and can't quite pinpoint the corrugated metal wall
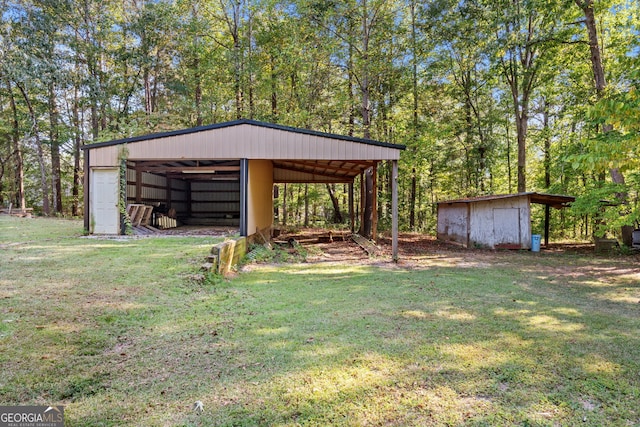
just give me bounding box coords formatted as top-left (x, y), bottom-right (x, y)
top-left (171, 181), bottom-right (188, 217)
top-left (189, 181), bottom-right (240, 225)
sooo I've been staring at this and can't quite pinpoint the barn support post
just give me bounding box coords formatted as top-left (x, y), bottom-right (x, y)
top-left (135, 166), bottom-right (142, 203)
top-left (391, 160), bottom-right (399, 262)
top-left (349, 182), bottom-right (355, 233)
top-left (544, 205), bottom-right (550, 247)
top-left (83, 150), bottom-right (90, 233)
top-left (359, 171), bottom-right (365, 234)
top-left (239, 158), bottom-right (248, 236)
top-left (372, 162), bottom-right (378, 241)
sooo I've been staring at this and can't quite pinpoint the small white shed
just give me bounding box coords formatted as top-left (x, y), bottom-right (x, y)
top-left (437, 193), bottom-right (574, 249)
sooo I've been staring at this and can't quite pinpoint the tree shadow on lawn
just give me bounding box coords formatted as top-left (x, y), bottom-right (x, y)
top-left (3, 232), bottom-right (638, 425)
top-left (142, 263), bottom-right (640, 426)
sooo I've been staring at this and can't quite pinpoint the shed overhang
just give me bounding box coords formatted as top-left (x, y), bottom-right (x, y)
top-left (438, 192), bottom-right (575, 209)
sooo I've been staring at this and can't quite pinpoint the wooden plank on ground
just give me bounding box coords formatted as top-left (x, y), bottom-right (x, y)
top-left (351, 233), bottom-right (381, 256)
top-left (144, 224), bottom-right (160, 233)
top-left (133, 225), bottom-right (151, 235)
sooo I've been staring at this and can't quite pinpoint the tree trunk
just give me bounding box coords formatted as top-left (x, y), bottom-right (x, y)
top-left (144, 67), bottom-right (152, 124)
top-left (194, 56), bottom-right (203, 126)
top-left (191, 3), bottom-right (203, 127)
top-left (270, 54), bottom-right (278, 121)
top-left (515, 109), bottom-right (528, 193)
top-left (16, 81), bottom-right (50, 215)
top-left (359, 169), bottom-right (374, 238)
top-left (72, 84), bottom-right (82, 217)
top-left (506, 114), bottom-right (512, 193)
top-left (282, 183), bottom-right (287, 226)
top-left (576, 0), bottom-right (625, 186)
top-left (543, 99), bottom-right (551, 188)
top-left (49, 80), bottom-right (63, 213)
top-left (6, 79), bottom-right (26, 211)
top-left (326, 184), bottom-right (343, 223)
top-left (304, 184), bottom-right (309, 227)
top-left (359, 0), bottom-right (374, 238)
top-left (247, 11), bottom-right (254, 120)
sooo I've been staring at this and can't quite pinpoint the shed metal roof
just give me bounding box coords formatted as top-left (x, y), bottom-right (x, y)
top-left (437, 192), bottom-right (575, 209)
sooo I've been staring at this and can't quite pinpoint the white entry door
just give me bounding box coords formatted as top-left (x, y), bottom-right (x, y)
top-left (493, 208), bottom-right (520, 246)
top-left (91, 169), bottom-right (120, 234)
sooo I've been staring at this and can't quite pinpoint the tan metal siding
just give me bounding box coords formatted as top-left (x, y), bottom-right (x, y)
top-left (91, 146), bottom-right (119, 166)
top-left (89, 124), bottom-right (401, 164)
top-left (247, 160), bottom-right (274, 234)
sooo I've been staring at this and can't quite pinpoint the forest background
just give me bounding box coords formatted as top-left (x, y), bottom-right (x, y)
top-left (0, 0), bottom-right (639, 238)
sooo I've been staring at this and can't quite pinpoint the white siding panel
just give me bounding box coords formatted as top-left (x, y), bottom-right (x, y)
top-left (469, 196), bottom-right (530, 249)
top-left (437, 205), bottom-right (468, 246)
top-left (493, 208), bottom-right (521, 245)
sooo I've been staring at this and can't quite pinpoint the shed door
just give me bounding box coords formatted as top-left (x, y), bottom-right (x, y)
top-left (493, 208), bottom-right (520, 245)
top-left (92, 169), bottom-right (120, 234)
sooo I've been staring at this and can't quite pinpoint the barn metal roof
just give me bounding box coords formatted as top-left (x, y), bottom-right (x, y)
top-left (84, 119), bottom-right (405, 184)
top-left (83, 119), bottom-right (406, 151)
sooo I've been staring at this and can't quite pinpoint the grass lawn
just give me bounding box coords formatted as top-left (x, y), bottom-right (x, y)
top-left (1, 216), bottom-right (639, 426)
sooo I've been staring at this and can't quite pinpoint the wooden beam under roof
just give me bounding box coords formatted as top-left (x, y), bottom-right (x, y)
top-left (166, 173), bottom-right (240, 181)
top-left (278, 159), bottom-right (376, 175)
top-left (273, 163), bottom-right (356, 181)
top-left (138, 166), bottom-right (241, 173)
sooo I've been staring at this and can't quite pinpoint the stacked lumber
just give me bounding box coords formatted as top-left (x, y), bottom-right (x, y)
top-left (156, 215), bottom-right (177, 229)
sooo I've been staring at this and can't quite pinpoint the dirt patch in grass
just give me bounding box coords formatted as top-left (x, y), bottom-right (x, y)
top-left (273, 229), bottom-right (640, 273)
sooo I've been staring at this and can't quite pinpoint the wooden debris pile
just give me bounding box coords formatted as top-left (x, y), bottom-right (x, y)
top-left (0, 204), bottom-right (34, 218)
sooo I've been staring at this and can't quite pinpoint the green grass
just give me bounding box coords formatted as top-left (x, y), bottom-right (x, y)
top-left (1, 216), bottom-right (639, 426)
